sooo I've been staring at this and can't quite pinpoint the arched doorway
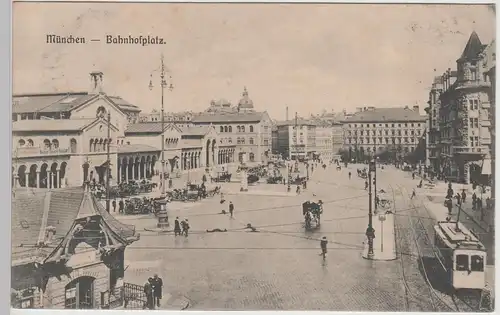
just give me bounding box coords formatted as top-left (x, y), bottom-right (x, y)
top-left (238, 152), bottom-right (245, 163)
top-left (82, 163), bottom-right (89, 184)
top-left (17, 165), bottom-right (26, 187)
top-left (249, 152), bottom-right (255, 162)
top-left (29, 164), bottom-right (37, 188)
top-left (64, 276), bottom-right (95, 309)
top-left (39, 163), bottom-right (48, 188)
top-left (60, 162), bottom-right (67, 188)
top-left (206, 140), bottom-right (211, 167)
top-left (50, 162), bottom-right (58, 188)
top-left (211, 140), bottom-right (216, 165)
top-left (469, 163), bottom-right (482, 184)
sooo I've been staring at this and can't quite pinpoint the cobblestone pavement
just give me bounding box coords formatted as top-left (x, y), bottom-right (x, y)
top-left (382, 167), bottom-right (493, 311)
top-left (118, 163), bottom-right (413, 311)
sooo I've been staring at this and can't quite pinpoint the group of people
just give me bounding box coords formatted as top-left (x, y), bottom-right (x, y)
top-left (173, 217), bottom-right (190, 237)
top-left (143, 274), bottom-right (163, 310)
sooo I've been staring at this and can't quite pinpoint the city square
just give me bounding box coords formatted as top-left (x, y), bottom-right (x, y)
top-left (10, 3), bottom-right (495, 312)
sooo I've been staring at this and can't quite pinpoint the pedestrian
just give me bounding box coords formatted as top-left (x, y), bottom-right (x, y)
top-left (174, 217), bottom-right (181, 236)
top-left (472, 192), bottom-right (477, 210)
top-left (220, 193), bottom-right (226, 204)
top-left (411, 188), bottom-right (416, 199)
top-left (348, 172), bottom-right (351, 180)
top-left (229, 201), bottom-right (234, 218)
top-left (446, 198), bottom-right (453, 215)
top-left (183, 219), bottom-right (190, 237)
top-left (168, 178), bottom-right (173, 189)
top-left (456, 193), bottom-right (462, 206)
top-left (118, 199), bottom-right (124, 214)
top-left (144, 278), bottom-right (154, 310)
top-left (320, 236), bottom-right (328, 259)
top-left (364, 181), bottom-right (368, 190)
top-left (461, 190), bottom-right (466, 203)
top-left (296, 185), bottom-right (301, 194)
top-left (112, 198), bottom-right (117, 212)
top-left (151, 274), bottom-right (163, 308)
top-left (412, 172), bottom-right (415, 180)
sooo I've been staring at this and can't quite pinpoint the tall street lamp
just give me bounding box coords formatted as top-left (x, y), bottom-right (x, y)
top-left (149, 54), bottom-right (174, 229)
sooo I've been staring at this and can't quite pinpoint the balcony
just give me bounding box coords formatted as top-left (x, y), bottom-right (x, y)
top-left (453, 146), bottom-right (484, 155)
top-left (14, 146), bottom-right (71, 158)
top-left (456, 80), bottom-right (491, 90)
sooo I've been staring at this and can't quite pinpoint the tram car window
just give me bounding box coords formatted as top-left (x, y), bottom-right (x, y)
top-left (455, 254), bottom-right (469, 271)
top-left (471, 255), bottom-right (485, 272)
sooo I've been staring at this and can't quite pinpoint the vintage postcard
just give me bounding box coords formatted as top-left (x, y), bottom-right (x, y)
top-left (11, 2), bottom-right (495, 312)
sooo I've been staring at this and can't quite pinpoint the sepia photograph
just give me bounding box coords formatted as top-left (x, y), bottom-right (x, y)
top-left (10, 2), bottom-right (496, 312)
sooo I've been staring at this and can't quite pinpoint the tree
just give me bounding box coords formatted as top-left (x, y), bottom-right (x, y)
top-left (337, 148), bottom-right (350, 162)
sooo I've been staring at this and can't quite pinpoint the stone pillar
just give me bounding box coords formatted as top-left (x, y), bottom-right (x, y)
top-left (14, 175), bottom-right (19, 188)
top-left (125, 164), bottom-right (129, 182)
top-left (25, 172), bottom-right (29, 188)
top-left (118, 164), bottom-right (121, 184)
top-left (36, 171), bottom-right (40, 188)
top-left (56, 170), bottom-right (60, 188)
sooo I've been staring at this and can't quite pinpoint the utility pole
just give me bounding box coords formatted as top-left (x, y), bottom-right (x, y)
top-left (149, 54), bottom-right (174, 229)
top-left (106, 112), bottom-right (111, 213)
top-left (373, 149), bottom-right (377, 212)
top-left (366, 159), bottom-right (375, 258)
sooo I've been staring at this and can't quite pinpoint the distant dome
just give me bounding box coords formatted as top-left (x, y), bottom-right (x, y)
top-left (238, 87), bottom-right (254, 109)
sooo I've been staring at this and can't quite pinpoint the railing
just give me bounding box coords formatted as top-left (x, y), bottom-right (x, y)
top-left (101, 287), bottom-right (124, 309)
top-left (453, 146), bottom-right (483, 154)
top-left (123, 282), bottom-right (147, 309)
top-left (14, 146), bottom-right (71, 157)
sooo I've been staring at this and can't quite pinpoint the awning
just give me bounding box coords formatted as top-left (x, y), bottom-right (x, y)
top-left (482, 159), bottom-right (492, 175)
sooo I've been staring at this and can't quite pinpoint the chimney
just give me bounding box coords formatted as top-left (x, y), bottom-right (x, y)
top-left (286, 106), bottom-right (289, 121)
top-left (413, 105), bottom-right (419, 112)
top-left (90, 71), bottom-right (104, 94)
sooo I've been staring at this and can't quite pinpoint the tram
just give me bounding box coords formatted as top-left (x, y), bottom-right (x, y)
top-left (433, 221), bottom-right (487, 290)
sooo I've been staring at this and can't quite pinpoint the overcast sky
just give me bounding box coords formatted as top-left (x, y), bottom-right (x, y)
top-left (13, 3), bottom-right (495, 119)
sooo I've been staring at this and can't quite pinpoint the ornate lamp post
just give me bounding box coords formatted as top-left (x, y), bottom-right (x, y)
top-left (149, 54), bottom-right (174, 229)
top-left (365, 158), bottom-right (376, 259)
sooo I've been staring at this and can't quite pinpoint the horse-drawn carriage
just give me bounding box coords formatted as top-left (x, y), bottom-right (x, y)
top-left (213, 172), bottom-right (232, 183)
top-left (302, 200), bottom-right (323, 230)
top-left (267, 175), bottom-right (283, 184)
top-left (357, 169), bottom-right (368, 179)
top-left (290, 175), bottom-right (307, 185)
top-left (377, 190), bottom-right (392, 209)
top-left (247, 174), bottom-right (260, 184)
top-left (124, 197), bottom-right (156, 215)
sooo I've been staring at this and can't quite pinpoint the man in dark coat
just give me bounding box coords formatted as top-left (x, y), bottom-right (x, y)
top-left (151, 274), bottom-right (163, 308)
top-left (118, 199), bottom-right (124, 213)
top-left (112, 199), bottom-right (117, 212)
top-left (144, 278), bottom-right (154, 309)
top-left (174, 217), bottom-right (182, 236)
top-left (229, 201), bottom-right (234, 218)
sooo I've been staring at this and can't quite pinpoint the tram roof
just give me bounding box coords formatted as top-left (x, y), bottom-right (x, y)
top-left (435, 221), bottom-right (485, 250)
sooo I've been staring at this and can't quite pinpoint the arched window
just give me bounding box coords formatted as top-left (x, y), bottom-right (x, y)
top-left (65, 276), bottom-right (95, 309)
top-left (224, 126), bottom-right (228, 132)
top-left (241, 126), bottom-right (246, 133)
top-left (27, 139), bottom-right (34, 147)
top-left (229, 126), bottom-right (232, 132)
top-left (18, 139), bottom-right (25, 147)
top-left (220, 126), bottom-right (224, 133)
top-left (70, 138), bottom-right (77, 153)
top-left (241, 137), bottom-right (246, 144)
top-left (250, 125), bottom-right (254, 132)
top-left (237, 126), bottom-right (241, 132)
top-left (52, 139), bottom-right (59, 149)
top-left (249, 138), bottom-right (254, 145)
top-left (89, 139), bottom-right (94, 152)
top-left (43, 139), bottom-right (51, 149)
top-left (249, 153), bottom-right (255, 162)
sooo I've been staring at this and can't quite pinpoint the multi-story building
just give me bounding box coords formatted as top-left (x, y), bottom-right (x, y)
top-left (331, 122), bottom-right (344, 154)
top-left (275, 119), bottom-right (317, 161)
top-left (425, 76), bottom-right (444, 173)
top-left (342, 106), bottom-right (426, 161)
top-left (191, 87), bottom-right (272, 163)
top-left (313, 121), bottom-right (334, 161)
top-left (139, 110), bottom-right (197, 128)
top-left (11, 72), bottom-right (160, 188)
top-left (437, 32), bottom-right (495, 183)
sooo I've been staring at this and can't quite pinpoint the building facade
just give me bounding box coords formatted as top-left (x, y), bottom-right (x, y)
top-left (11, 188), bottom-right (138, 309)
top-left (425, 76), bottom-right (444, 172)
top-left (191, 87), bottom-right (272, 163)
top-left (139, 110), bottom-right (197, 128)
top-left (342, 106), bottom-right (426, 161)
top-left (435, 32), bottom-right (494, 183)
top-left (12, 72), bottom-right (163, 188)
top-left (275, 119), bottom-right (316, 161)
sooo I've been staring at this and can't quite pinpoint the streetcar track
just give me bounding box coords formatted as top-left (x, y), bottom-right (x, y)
top-left (391, 184), bottom-right (454, 312)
